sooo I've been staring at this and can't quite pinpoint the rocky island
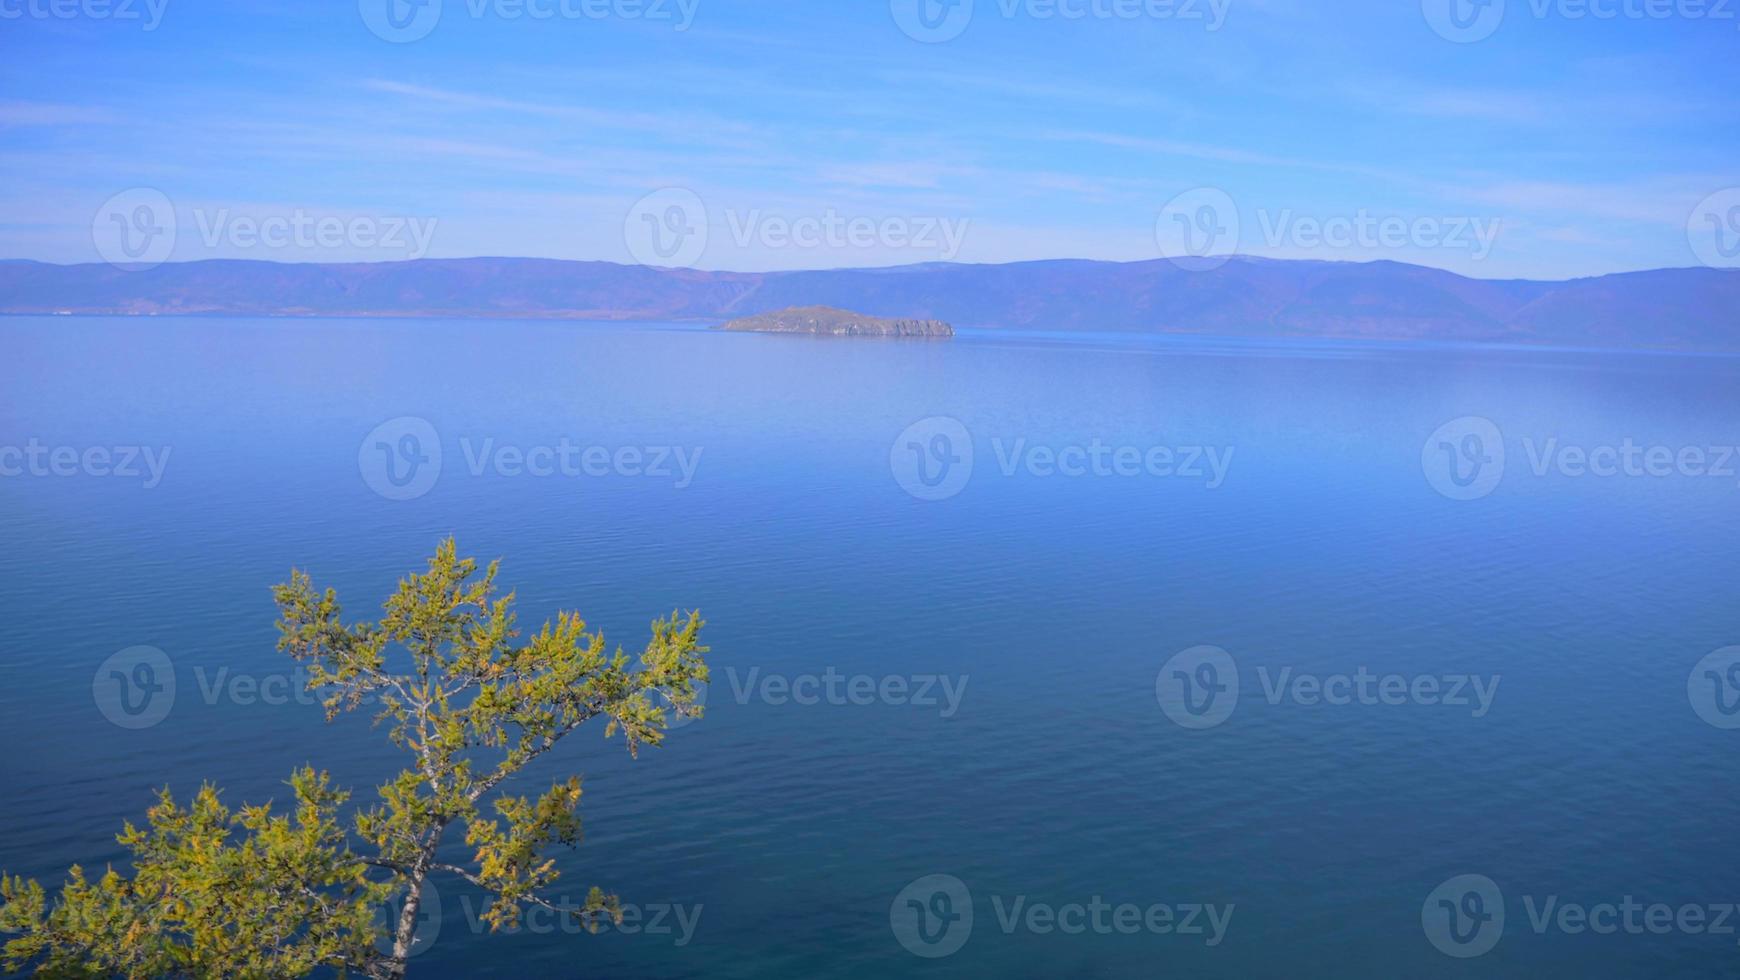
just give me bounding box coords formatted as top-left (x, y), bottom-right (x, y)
top-left (716, 306), bottom-right (954, 338)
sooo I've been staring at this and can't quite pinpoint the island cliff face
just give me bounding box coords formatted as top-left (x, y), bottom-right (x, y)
top-left (717, 305), bottom-right (954, 337)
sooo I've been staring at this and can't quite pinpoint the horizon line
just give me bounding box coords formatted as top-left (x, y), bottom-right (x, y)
top-left (3, 254), bottom-right (1731, 285)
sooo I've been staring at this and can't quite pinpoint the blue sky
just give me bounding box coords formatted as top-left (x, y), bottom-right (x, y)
top-left (2, 0), bottom-right (1738, 278)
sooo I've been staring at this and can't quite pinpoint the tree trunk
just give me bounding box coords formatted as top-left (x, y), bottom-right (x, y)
top-left (386, 871), bottom-right (425, 977)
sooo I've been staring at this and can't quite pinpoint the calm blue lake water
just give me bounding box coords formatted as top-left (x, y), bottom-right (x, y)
top-left (3, 315), bottom-right (1740, 977)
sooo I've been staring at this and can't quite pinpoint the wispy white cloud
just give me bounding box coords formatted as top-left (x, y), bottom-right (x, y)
top-left (358, 78), bottom-right (762, 146)
top-left (0, 101), bottom-right (123, 127)
top-left (1453, 178), bottom-right (1718, 228)
top-left (1032, 129), bottom-right (1416, 184)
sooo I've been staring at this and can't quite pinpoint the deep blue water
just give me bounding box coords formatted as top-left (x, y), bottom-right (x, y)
top-left (3, 315), bottom-right (1740, 978)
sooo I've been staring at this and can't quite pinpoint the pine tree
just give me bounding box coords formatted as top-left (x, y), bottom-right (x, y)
top-left (2, 539), bottom-right (707, 978)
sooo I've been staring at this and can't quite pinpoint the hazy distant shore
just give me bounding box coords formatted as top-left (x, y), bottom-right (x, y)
top-left (2, 256), bottom-right (1736, 352)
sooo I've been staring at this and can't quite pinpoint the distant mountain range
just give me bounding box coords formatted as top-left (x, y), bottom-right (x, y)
top-left (3, 256), bottom-right (1736, 351)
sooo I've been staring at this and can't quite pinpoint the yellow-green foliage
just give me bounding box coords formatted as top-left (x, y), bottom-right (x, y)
top-left (2, 539), bottom-right (707, 978)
